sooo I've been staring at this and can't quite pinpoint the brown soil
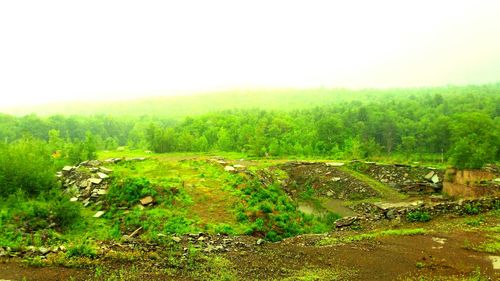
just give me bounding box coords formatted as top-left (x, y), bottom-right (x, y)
top-left (2, 227), bottom-right (497, 281)
top-left (0, 260), bottom-right (92, 281)
top-left (227, 230), bottom-right (498, 280)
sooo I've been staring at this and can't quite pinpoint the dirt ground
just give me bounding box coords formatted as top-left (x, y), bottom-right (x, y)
top-left (1, 227), bottom-right (498, 281)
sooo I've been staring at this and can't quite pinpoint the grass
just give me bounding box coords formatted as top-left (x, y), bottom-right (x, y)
top-left (318, 228), bottom-right (426, 246)
top-left (282, 266), bottom-right (357, 281)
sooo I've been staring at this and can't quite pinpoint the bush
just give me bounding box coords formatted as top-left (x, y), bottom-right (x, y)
top-left (464, 203), bottom-right (480, 215)
top-left (107, 177), bottom-right (156, 207)
top-left (52, 198), bottom-right (82, 229)
top-left (0, 139), bottom-right (58, 197)
top-left (66, 241), bottom-right (97, 258)
top-left (6, 193), bottom-right (82, 232)
top-left (406, 210), bottom-right (431, 222)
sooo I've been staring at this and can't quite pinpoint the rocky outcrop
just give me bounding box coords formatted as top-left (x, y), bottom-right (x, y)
top-left (351, 197), bottom-right (500, 224)
top-left (443, 168), bottom-right (500, 198)
top-left (348, 161), bottom-right (444, 195)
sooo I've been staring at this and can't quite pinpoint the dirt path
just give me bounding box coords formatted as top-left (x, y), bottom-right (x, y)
top-left (0, 261), bottom-right (92, 281)
top-left (2, 230), bottom-right (496, 281)
top-left (226, 230), bottom-right (499, 280)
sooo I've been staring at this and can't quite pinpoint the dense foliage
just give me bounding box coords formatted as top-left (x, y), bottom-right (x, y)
top-left (0, 84), bottom-right (498, 170)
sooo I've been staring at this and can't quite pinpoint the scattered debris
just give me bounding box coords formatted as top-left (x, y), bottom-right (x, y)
top-left (280, 162), bottom-right (379, 200)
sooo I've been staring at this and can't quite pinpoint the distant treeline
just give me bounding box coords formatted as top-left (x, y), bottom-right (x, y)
top-left (0, 84), bottom-right (499, 169)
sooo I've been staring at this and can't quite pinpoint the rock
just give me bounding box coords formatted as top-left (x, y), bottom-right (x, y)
top-left (326, 162), bottom-right (344, 167)
top-left (59, 245), bottom-right (67, 252)
top-left (39, 247), bottom-right (50, 255)
top-left (97, 189), bottom-right (108, 195)
top-left (424, 171), bottom-right (436, 181)
top-left (224, 166), bottom-right (236, 172)
top-left (431, 174), bottom-right (440, 183)
top-left (88, 178), bottom-right (103, 185)
top-left (386, 209), bottom-right (396, 219)
top-left (62, 166), bottom-right (74, 172)
top-left (127, 157), bottom-right (146, 162)
top-left (78, 180), bottom-right (88, 188)
top-left (70, 197), bottom-right (79, 202)
top-left (256, 239), bottom-right (264, 245)
top-left (233, 164), bottom-right (246, 171)
top-left (105, 158), bottom-right (122, 164)
top-left (172, 237), bottom-right (182, 243)
top-left (97, 172), bottom-right (109, 179)
top-left (140, 196), bottom-right (154, 206)
top-left (332, 177), bottom-right (341, 182)
top-left (335, 216), bottom-right (359, 228)
top-left (93, 211), bottom-right (105, 218)
top-left (197, 236), bottom-right (207, 242)
top-left (99, 167), bottom-right (113, 174)
top-left (326, 191), bottom-right (334, 197)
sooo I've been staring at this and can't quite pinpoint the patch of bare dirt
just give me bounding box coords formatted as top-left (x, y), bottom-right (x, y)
top-left (0, 260), bottom-right (92, 281)
top-left (226, 230), bottom-right (499, 280)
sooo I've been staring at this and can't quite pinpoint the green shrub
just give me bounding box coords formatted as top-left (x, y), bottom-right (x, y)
top-left (464, 203), bottom-right (480, 215)
top-left (406, 210), bottom-right (431, 222)
top-left (107, 177), bottom-right (156, 207)
top-left (66, 241), bottom-right (97, 258)
top-left (52, 198), bottom-right (82, 229)
top-left (0, 139), bottom-right (58, 197)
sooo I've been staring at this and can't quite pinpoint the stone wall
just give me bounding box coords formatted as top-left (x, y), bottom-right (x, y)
top-left (443, 168), bottom-right (500, 198)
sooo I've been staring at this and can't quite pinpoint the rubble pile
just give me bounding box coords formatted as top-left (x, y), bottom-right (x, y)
top-left (346, 197), bottom-right (500, 226)
top-left (57, 160), bottom-right (113, 207)
top-left (280, 162), bottom-right (380, 200)
top-left (349, 161), bottom-right (445, 194)
top-left (208, 157), bottom-right (248, 173)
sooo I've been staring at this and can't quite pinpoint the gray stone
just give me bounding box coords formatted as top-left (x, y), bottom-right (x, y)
top-left (69, 197), bottom-right (79, 202)
top-left (233, 164), bottom-right (246, 170)
top-left (140, 196), bottom-right (154, 206)
top-left (97, 189), bottom-right (108, 195)
top-left (224, 166), bottom-right (236, 172)
top-left (88, 178), bottom-right (103, 184)
top-left (172, 236), bottom-right (182, 243)
top-left (97, 172), bottom-right (109, 179)
top-left (326, 162), bottom-right (344, 167)
top-left (386, 209), bottom-right (396, 219)
top-left (431, 174), bottom-right (440, 183)
top-left (39, 247), bottom-right (50, 255)
top-left (93, 211), bottom-right (105, 218)
top-left (62, 166), bottom-right (74, 172)
top-left (99, 167), bottom-right (113, 174)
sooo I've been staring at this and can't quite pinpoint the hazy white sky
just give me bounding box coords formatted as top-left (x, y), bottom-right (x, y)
top-left (1, 0), bottom-right (500, 107)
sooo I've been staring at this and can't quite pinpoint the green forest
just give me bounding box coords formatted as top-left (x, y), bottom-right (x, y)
top-left (1, 84), bottom-right (499, 174)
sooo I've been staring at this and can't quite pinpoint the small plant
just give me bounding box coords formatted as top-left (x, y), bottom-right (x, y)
top-left (66, 241), bottom-right (97, 258)
top-left (465, 217), bottom-right (483, 227)
top-left (406, 210), bottom-right (431, 222)
top-left (463, 203), bottom-right (480, 215)
top-left (415, 261), bottom-right (425, 269)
